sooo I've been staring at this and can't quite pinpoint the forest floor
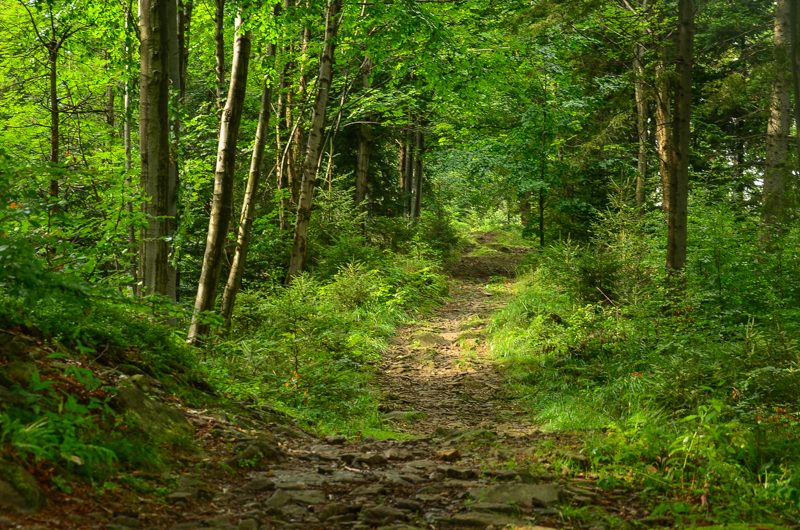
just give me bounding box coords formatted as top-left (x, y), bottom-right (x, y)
top-left (4, 235), bottom-right (678, 530)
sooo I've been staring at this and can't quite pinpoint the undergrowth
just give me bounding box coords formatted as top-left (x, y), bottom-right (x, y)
top-left (490, 197), bottom-right (800, 524)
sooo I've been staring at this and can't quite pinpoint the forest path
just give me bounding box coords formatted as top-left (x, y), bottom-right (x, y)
top-left (374, 242), bottom-right (536, 438)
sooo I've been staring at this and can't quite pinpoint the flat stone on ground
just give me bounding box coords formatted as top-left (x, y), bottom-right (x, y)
top-left (466, 483), bottom-right (563, 507)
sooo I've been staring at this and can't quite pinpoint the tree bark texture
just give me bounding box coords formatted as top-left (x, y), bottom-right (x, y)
top-left (354, 58), bottom-right (372, 206)
top-left (654, 44), bottom-right (672, 214)
top-left (188, 15), bottom-right (251, 342)
top-left (220, 40), bottom-right (276, 330)
top-left (666, 0), bottom-right (693, 273)
top-left (411, 131), bottom-right (424, 219)
top-left (633, 40), bottom-right (648, 208)
top-left (139, 0), bottom-right (174, 297)
top-left (48, 44), bottom-right (59, 208)
top-left (214, 0), bottom-right (226, 111)
top-left (286, 0), bottom-right (343, 281)
top-left (761, 0), bottom-right (792, 232)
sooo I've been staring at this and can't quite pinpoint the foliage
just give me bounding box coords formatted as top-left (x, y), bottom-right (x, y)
top-left (489, 199), bottom-right (800, 523)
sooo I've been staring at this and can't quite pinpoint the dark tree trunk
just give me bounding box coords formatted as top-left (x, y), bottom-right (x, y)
top-left (188, 14), bottom-right (251, 343)
top-left (286, 0), bottom-right (343, 281)
top-left (666, 0), bottom-right (694, 273)
top-left (354, 58), bottom-right (372, 206)
top-left (411, 131), bottom-right (424, 219)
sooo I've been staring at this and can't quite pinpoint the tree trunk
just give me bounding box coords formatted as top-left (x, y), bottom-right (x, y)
top-left (398, 141), bottom-right (407, 194)
top-left (214, 0), bottom-right (226, 111)
top-left (403, 121), bottom-right (414, 218)
top-left (354, 58), bottom-right (372, 206)
top-left (411, 131), bottom-right (424, 219)
top-left (633, 40), bottom-right (648, 208)
top-left (178, 0), bottom-right (192, 100)
top-left (654, 44), bottom-right (672, 214)
top-left (666, 0), bottom-right (693, 273)
top-left (166, 0), bottom-right (181, 301)
top-left (761, 0), bottom-right (792, 234)
top-left (520, 191), bottom-right (531, 227)
top-left (48, 44), bottom-right (59, 211)
top-left (286, 0), bottom-right (343, 281)
top-left (139, 0), bottom-right (173, 297)
top-left (220, 39), bottom-right (276, 330)
top-left (124, 14), bottom-right (137, 289)
top-left (188, 13), bottom-right (251, 343)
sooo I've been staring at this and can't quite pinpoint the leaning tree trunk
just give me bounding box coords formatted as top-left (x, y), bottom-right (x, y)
top-left (139, 0), bottom-right (174, 297)
top-left (666, 0), bottom-right (694, 273)
top-left (654, 44), bottom-right (672, 214)
top-left (354, 57), bottom-right (372, 206)
top-left (188, 14), bottom-right (251, 343)
top-left (411, 131), bottom-right (424, 219)
top-left (633, 40), bottom-right (649, 208)
top-left (761, 0), bottom-right (792, 236)
top-left (219, 38), bottom-right (277, 330)
top-left (286, 0), bottom-right (344, 281)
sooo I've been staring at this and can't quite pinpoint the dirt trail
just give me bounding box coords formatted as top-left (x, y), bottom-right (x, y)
top-left (375, 272), bottom-right (536, 439)
top-left (6, 242), bottom-right (653, 530)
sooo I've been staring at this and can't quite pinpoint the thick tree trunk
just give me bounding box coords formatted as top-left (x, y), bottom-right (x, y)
top-left (286, 0), bottom-right (343, 281)
top-left (654, 44), bottom-right (672, 214)
top-left (139, 0), bottom-right (173, 297)
top-left (411, 131), bottom-right (424, 219)
top-left (220, 41), bottom-right (276, 330)
top-left (761, 0), bottom-right (792, 234)
top-left (666, 0), bottom-right (693, 273)
top-left (633, 40), bottom-right (648, 208)
top-left (214, 0), bottom-right (226, 111)
top-left (354, 58), bottom-right (372, 206)
top-left (188, 14), bottom-right (251, 343)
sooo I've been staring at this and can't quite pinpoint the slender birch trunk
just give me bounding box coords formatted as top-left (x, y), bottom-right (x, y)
top-left (666, 0), bottom-right (694, 273)
top-left (220, 38), bottom-right (277, 330)
top-left (411, 131), bottom-right (424, 219)
top-left (139, 0), bottom-right (173, 296)
top-left (286, 0), bottom-right (343, 281)
top-left (761, 0), bottom-right (792, 234)
top-left (354, 58), bottom-right (372, 206)
top-left (403, 120), bottom-right (414, 218)
top-left (633, 39), bottom-right (648, 208)
top-left (188, 13), bottom-right (252, 343)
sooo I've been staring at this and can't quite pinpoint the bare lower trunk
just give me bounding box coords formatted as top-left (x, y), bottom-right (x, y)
top-left (220, 41), bottom-right (276, 330)
top-left (214, 0), bottom-right (226, 111)
top-left (188, 14), bottom-right (251, 343)
top-left (791, 0), bottom-right (800, 162)
top-left (354, 59), bottom-right (372, 206)
top-left (666, 0), bottom-right (693, 273)
top-left (286, 0), bottom-right (343, 281)
top-left (654, 45), bottom-right (672, 214)
top-left (520, 191), bottom-right (531, 227)
top-left (398, 141), bottom-right (407, 193)
top-left (633, 41), bottom-right (648, 208)
top-left (139, 0), bottom-right (173, 297)
top-left (411, 131), bottom-right (424, 219)
top-left (761, 0), bottom-right (792, 235)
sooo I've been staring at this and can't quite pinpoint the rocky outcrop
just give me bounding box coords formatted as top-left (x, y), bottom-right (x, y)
top-left (0, 458), bottom-right (42, 513)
